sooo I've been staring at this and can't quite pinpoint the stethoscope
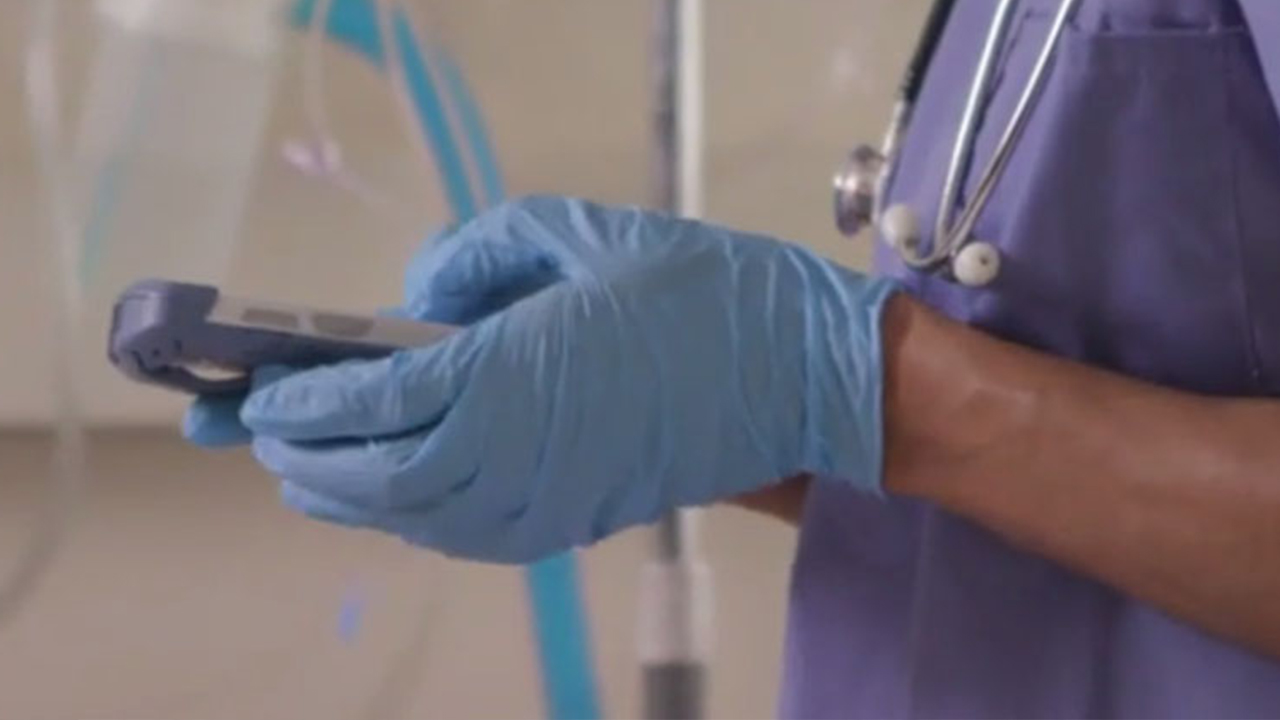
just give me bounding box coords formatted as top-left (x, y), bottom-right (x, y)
top-left (832, 0), bottom-right (1082, 287)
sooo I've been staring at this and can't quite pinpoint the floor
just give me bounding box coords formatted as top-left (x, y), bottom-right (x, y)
top-left (0, 430), bottom-right (797, 719)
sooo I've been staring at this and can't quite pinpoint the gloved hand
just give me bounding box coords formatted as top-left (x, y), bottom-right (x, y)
top-left (184, 196), bottom-right (898, 563)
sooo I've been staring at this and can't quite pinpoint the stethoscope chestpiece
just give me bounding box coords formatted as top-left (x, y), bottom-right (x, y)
top-left (832, 144), bottom-right (884, 237)
top-left (879, 203), bottom-right (921, 253)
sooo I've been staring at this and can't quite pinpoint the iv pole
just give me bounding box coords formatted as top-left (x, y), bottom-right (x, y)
top-left (642, 1), bottom-right (711, 718)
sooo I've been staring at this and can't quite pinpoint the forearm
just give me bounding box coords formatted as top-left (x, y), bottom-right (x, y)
top-left (731, 475), bottom-right (811, 526)
top-left (882, 294), bottom-right (1280, 658)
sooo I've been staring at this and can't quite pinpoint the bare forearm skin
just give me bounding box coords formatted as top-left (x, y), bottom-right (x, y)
top-left (731, 293), bottom-right (1280, 658)
top-left (880, 294), bottom-right (1280, 659)
top-left (732, 476), bottom-right (811, 525)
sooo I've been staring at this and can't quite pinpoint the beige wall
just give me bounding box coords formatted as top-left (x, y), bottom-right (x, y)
top-left (0, 0), bottom-right (921, 426)
top-left (0, 1), bottom-right (924, 717)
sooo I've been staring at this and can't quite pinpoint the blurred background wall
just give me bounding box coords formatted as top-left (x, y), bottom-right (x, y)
top-left (0, 1), bottom-right (923, 717)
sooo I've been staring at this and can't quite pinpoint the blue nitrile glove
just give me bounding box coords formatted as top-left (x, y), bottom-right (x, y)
top-left (184, 196), bottom-right (898, 563)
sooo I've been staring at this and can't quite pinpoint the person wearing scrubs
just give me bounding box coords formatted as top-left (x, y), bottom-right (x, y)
top-left (185, 0), bottom-right (1280, 716)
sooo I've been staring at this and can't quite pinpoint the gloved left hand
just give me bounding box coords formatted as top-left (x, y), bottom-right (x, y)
top-left (184, 196), bottom-right (897, 563)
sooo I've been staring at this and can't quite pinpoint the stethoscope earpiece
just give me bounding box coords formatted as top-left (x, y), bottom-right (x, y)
top-left (879, 203), bottom-right (920, 252)
top-left (951, 240), bottom-right (1000, 287)
top-left (879, 203), bottom-right (998, 287)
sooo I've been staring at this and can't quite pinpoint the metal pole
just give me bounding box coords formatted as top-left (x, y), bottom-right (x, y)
top-left (641, 1), bottom-right (710, 718)
top-left (651, 0), bottom-right (679, 212)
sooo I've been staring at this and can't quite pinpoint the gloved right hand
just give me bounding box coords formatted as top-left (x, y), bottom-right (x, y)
top-left (184, 196), bottom-right (898, 562)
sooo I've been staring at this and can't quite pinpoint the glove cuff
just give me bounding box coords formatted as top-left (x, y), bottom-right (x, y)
top-left (799, 270), bottom-right (901, 495)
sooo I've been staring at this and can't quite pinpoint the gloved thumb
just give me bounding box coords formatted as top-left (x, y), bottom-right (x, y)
top-left (401, 221), bottom-right (563, 325)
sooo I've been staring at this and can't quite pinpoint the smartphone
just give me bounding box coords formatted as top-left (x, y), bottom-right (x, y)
top-left (108, 279), bottom-right (455, 394)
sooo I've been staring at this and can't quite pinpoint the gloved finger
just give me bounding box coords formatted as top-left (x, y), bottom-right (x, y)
top-left (240, 330), bottom-right (481, 441)
top-left (248, 417), bottom-right (479, 510)
top-left (280, 482), bottom-right (453, 545)
top-left (279, 481), bottom-right (407, 532)
top-left (402, 222), bottom-right (563, 324)
top-left (182, 394), bottom-right (251, 447)
top-left (259, 378), bottom-right (546, 562)
top-left (254, 433), bottom-right (429, 508)
top-left (183, 365), bottom-right (304, 446)
top-left (280, 481), bottom-right (377, 529)
top-left (281, 478), bottom-right (527, 563)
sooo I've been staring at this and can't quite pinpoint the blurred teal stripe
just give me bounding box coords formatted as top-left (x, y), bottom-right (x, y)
top-left (291, 3), bottom-right (601, 717)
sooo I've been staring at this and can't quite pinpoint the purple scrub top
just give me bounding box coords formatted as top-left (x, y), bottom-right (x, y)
top-left (781, 0), bottom-right (1280, 717)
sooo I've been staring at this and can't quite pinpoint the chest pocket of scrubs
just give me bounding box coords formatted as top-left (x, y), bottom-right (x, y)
top-left (927, 9), bottom-right (1280, 396)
